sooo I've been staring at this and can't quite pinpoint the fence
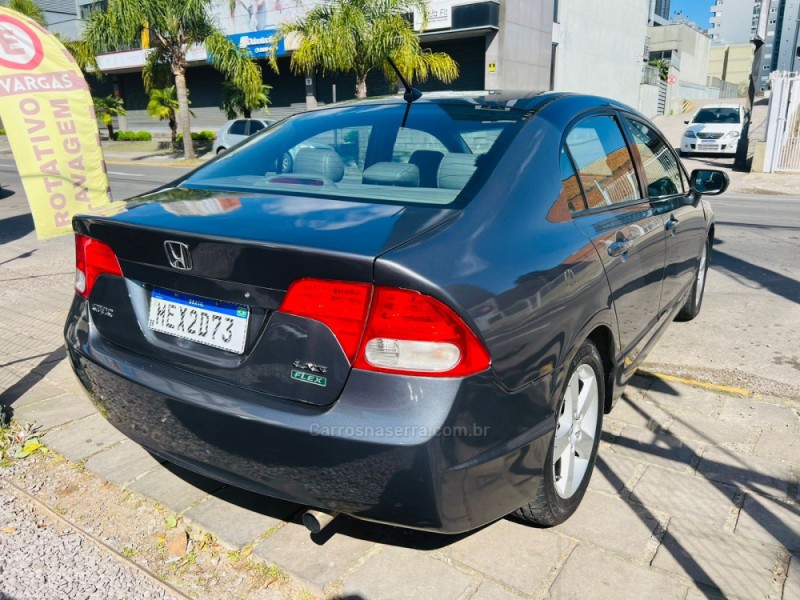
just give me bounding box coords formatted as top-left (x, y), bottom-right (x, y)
top-left (763, 72), bottom-right (800, 173)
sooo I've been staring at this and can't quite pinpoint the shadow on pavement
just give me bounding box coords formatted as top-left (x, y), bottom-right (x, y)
top-left (0, 347), bottom-right (65, 420)
top-left (0, 212), bottom-right (34, 244)
top-left (0, 187), bottom-right (14, 199)
top-left (712, 247), bottom-right (800, 304)
top-left (602, 377), bottom-right (796, 597)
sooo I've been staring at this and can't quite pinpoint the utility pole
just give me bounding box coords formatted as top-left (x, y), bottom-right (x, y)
top-left (734, 37), bottom-right (765, 171)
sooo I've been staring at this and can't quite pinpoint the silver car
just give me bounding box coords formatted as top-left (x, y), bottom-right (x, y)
top-left (212, 118), bottom-right (274, 154)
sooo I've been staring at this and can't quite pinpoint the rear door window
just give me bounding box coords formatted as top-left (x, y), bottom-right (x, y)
top-left (248, 120), bottom-right (266, 134)
top-left (229, 120), bottom-right (248, 136)
top-left (624, 118), bottom-right (684, 198)
top-left (566, 115), bottom-right (641, 209)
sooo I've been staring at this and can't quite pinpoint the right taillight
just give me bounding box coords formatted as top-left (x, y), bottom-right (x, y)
top-left (74, 234), bottom-right (123, 299)
top-left (278, 279), bottom-right (490, 378)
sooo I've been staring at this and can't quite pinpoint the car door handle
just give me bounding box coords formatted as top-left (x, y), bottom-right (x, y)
top-left (607, 239), bottom-right (632, 257)
top-left (665, 217), bottom-right (679, 232)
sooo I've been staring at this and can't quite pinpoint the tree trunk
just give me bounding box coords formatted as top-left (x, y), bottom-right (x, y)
top-left (355, 73), bottom-right (367, 100)
top-left (169, 115), bottom-right (177, 143)
top-left (174, 65), bottom-right (195, 160)
top-left (244, 108), bottom-right (251, 118)
top-left (107, 122), bottom-right (115, 141)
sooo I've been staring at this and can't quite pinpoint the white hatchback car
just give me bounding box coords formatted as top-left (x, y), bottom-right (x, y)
top-left (212, 118), bottom-right (275, 155)
top-left (680, 104), bottom-right (745, 157)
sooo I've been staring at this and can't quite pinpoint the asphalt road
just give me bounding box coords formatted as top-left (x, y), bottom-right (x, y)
top-left (0, 159), bottom-right (797, 397)
top-left (644, 192), bottom-right (800, 397)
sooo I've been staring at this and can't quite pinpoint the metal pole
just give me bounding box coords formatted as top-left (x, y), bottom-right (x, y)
top-left (734, 38), bottom-right (765, 171)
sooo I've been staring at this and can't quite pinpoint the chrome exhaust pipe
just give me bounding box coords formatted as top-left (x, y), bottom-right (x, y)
top-left (302, 509), bottom-right (339, 534)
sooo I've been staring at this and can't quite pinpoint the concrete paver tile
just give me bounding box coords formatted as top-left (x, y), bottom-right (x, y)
top-left (0, 374), bottom-right (66, 408)
top-left (734, 494), bottom-right (800, 552)
top-left (719, 396), bottom-right (799, 434)
top-left (642, 379), bottom-right (720, 417)
top-left (664, 412), bottom-right (755, 448)
top-left (653, 517), bottom-right (784, 599)
top-left (10, 393), bottom-right (95, 430)
top-left (605, 396), bottom-right (671, 431)
top-left (549, 545), bottom-right (687, 600)
top-left (555, 491), bottom-right (660, 559)
top-left (697, 445), bottom-right (794, 499)
top-left (83, 440), bottom-right (163, 486)
top-left (469, 582), bottom-right (523, 600)
top-left (591, 451), bottom-right (642, 494)
top-left (754, 430), bottom-right (800, 466)
top-left (127, 463), bottom-right (222, 513)
top-left (185, 487), bottom-right (298, 550)
top-left (340, 546), bottom-right (473, 600)
top-left (450, 518), bottom-right (571, 596)
top-left (630, 467), bottom-right (737, 527)
top-left (609, 425), bottom-right (699, 473)
top-left (254, 518), bottom-right (377, 595)
top-left (43, 412), bottom-right (126, 461)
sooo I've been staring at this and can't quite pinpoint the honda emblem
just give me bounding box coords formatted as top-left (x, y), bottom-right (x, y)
top-left (164, 241), bottom-right (192, 271)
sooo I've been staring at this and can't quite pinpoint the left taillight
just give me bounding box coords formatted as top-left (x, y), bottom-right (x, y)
top-left (74, 234), bottom-right (123, 299)
top-left (278, 278), bottom-right (490, 378)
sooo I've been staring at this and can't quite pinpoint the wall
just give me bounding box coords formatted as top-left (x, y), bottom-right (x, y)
top-left (553, 0), bottom-right (648, 107)
top-left (639, 83), bottom-right (662, 117)
top-left (649, 24), bottom-right (711, 87)
top-left (709, 44), bottom-right (755, 87)
top-left (485, 0), bottom-right (554, 91)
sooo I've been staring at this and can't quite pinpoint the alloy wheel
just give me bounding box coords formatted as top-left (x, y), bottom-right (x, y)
top-left (552, 364), bottom-right (600, 499)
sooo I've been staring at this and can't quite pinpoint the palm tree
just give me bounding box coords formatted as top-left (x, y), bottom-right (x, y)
top-left (2, 0), bottom-right (44, 24)
top-left (270, 0), bottom-right (459, 100)
top-left (147, 86), bottom-right (182, 143)
top-left (82, 0), bottom-right (263, 159)
top-left (221, 81), bottom-right (272, 119)
top-left (93, 95), bottom-right (126, 140)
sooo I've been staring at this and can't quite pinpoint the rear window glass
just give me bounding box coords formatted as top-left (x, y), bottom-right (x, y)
top-left (692, 108), bottom-right (741, 124)
top-left (182, 102), bottom-right (530, 207)
top-left (229, 120), bottom-right (248, 135)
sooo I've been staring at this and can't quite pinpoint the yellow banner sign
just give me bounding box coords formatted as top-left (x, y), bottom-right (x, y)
top-left (0, 7), bottom-right (112, 239)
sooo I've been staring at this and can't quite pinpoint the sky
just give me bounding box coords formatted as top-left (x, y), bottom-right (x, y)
top-left (670, 0), bottom-right (715, 29)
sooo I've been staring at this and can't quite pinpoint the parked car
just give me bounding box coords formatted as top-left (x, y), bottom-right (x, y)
top-left (212, 118), bottom-right (274, 154)
top-left (65, 92), bottom-right (727, 533)
top-left (679, 103), bottom-right (745, 156)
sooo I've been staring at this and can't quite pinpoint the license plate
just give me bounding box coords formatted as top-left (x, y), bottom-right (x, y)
top-left (148, 288), bottom-right (249, 354)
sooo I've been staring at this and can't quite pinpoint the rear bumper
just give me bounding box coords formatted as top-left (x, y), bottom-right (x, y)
top-left (65, 297), bottom-right (556, 533)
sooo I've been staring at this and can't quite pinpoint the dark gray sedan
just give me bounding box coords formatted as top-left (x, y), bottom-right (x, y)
top-left (65, 92), bottom-right (727, 533)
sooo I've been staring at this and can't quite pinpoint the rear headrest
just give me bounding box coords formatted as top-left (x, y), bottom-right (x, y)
top-left (362, 162), bottom-right (420, 187)
top-left (437, 153), bottom-right (478, 190)
top-left (293, 148), bottom-right (345, 182)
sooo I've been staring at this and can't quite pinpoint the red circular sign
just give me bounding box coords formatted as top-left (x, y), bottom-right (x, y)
top-left (0, 14), bottom-right (44, 71)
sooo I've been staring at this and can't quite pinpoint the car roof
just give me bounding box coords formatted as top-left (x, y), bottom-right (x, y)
top-left (309, 90), bottom-right (639, 115)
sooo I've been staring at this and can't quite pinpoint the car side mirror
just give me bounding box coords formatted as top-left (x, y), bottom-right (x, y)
top-left (690, 169), bottom-right (729, 196)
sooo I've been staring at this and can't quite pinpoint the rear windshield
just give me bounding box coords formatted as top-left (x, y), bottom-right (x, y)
top-left (181, 101), bottom-right (529, 207)
top-left (692, 107), bottom-right (741, 124)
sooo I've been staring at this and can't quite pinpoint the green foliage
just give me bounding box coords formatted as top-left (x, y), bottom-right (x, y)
top-left (0, 129), bottom-right (5, 135)
top-left (176, 131), bottom-right (215, 142)
top-left (93, 94), bottom-right (125, 140)
top-left (3, 0), bottom-right (45, 25)
top-left (147, 86), bottom-right (183, 143)
top-left (115, 131), bottom-right (152, 141)
top-left (221, 81), bottom-right (271, 119)
top-left (270, 0), bottom-right (459, 99)
top-left (82, 0), bottom-right (263, 159)
top-left (648, 59), bottom-right (670, 82)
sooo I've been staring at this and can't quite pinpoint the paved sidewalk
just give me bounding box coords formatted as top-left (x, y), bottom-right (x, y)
top-left (0, 227), bottom-right (798, 599)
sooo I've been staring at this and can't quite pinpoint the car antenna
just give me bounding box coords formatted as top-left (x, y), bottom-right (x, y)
top-left (386, 57), bottom-right (422, 128)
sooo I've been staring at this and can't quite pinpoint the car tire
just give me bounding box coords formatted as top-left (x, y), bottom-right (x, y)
top-left (676, 237), bottom-right (710, 322)
top-left (216, 147), bottom-right (226, 155)
top-left (280, 152), bottom-right (294, 173)
top-left (514, 340), bottom-right (604, 527)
